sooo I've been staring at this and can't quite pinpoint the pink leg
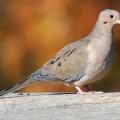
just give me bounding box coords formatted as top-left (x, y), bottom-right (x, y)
top-left (75, 86), bottom-right (86, 94)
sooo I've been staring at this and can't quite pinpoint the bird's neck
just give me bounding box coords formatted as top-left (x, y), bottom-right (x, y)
top-left (89, 22), bottom-right (113, 40)
top-left (87, 22), bottom-right (114, 59)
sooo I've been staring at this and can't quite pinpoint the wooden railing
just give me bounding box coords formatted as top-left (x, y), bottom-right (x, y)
top-left (0, 92), bottom-right (120, 120)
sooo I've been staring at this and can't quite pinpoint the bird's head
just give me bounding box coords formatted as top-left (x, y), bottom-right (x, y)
top-left (98, 9), bottom-right (120, 26)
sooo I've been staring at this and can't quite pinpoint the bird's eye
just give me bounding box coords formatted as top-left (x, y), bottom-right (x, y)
top-left (110, 15), bottom-right (114, 18)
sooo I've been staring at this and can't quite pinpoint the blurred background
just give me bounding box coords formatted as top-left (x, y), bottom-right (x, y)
top-left (0, 0), bottom-right (120, 93)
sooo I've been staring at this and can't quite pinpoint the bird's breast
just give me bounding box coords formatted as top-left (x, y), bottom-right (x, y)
top-left (85, 37), bottom-right (114, 81)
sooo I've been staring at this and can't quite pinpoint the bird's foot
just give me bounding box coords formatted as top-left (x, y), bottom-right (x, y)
top-left (75, 86), bottom-right (88, 94)
top-left (88, 91), bottom-right (103, 94)
top-left (75, 85), bottom-right (103, 94)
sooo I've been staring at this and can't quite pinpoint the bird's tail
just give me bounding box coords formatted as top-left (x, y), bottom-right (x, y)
top-left (0, 69), bottom-right (57, 96)
top-left (0, 78), bottom-right (34, 96)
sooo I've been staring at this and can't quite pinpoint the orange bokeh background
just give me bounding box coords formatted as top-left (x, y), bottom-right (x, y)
top-left (0, 0), bottom-right (120, 93)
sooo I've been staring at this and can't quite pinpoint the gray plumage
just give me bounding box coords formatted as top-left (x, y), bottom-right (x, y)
top-left (0, 9), bottom-right (120, 95)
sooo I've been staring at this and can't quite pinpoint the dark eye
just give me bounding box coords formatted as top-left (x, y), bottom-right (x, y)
top-left (110, 15), bottom-right (114, 18)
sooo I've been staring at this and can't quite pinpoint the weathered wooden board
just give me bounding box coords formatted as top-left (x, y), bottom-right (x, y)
top-left (0, 92), bottom-right (120, 120)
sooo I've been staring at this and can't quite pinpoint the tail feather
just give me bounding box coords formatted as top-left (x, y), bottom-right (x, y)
top-left (0, 79), bottom-right (34, 96)
top-left (0, 69), bottom-right (56, 96)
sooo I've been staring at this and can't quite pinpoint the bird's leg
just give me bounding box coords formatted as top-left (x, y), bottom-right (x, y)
top-left (75, 85), bottom-right (92, 94)
top-left (75, 86), bottom-right (87, 94)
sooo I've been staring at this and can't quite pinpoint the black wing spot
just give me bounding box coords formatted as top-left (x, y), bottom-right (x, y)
top-left (63, 50), bottom-right (70, 56)
top-left (68, 48), bottom-right (76, 57)
top-left (58, 62), bottom-right (61, 67)
top-left (55, 57), bottom-right (60, 62)
top-left (50, 61), bottom-right (54, 64)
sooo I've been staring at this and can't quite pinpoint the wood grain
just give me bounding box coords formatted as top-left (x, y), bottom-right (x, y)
top-left (0, 92), bottom-right (120, 120)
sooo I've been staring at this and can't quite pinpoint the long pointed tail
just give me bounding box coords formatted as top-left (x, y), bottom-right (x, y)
top-left (0, 68), bottom-right (55, 96)
top-left (0, 78), bottom-right (34, 96)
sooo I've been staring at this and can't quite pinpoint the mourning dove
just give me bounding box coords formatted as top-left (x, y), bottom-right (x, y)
top-left (0, 9), bottom-right (120, 96)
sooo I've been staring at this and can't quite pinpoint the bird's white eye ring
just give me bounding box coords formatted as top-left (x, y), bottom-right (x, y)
top-left (110, 15), bottom-right (114, 19)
